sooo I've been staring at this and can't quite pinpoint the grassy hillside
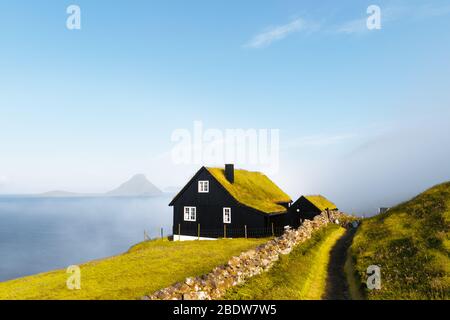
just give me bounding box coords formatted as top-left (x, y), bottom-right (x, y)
top-left (349, 182), bottom-right (450, 299)
top-left (224, 224), bottom-right (346, 300)
top-left (0, 238), bottom-right (267, 300)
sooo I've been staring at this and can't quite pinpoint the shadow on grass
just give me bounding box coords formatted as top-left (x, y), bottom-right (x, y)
top-left (323, 227), bottom-right (357, 300)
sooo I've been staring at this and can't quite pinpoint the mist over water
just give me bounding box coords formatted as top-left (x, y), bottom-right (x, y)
top-left (0, 196), bottom-right (172, 282)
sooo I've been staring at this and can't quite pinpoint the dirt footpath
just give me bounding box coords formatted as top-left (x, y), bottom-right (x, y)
top-left (322, 228), bottom-right (357, 300)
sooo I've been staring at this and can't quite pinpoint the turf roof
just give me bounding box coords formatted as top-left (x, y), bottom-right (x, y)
top-left (206, 167), bottom-right (292, 214)
top-left (304, 195), bottom-right (337, 211)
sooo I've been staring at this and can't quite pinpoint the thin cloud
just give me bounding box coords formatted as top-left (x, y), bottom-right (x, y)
top-left (0, 175), bottom-right (8, 184)
top-left (0, 175), bottom-right (8, 190)
top-left (282, 133), bottom-right (356, 150)
top-left (334, 17), bottom-right (368, 34)
top-left (245, 18), bottom-right (311, 49)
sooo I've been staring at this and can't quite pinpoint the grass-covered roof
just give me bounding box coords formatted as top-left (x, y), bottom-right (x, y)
top-left (304, 195), bottom-right (337, 211)
top-left (206, 167), bottom-right (292, 214)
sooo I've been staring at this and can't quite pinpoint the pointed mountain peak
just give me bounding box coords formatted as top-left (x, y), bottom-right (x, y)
top-left (106, 174), bottom-right (162, 197)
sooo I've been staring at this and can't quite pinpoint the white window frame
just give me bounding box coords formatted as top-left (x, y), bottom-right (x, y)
top-left (184, 206), bottom-right (196, 221)
top-left (198, 180), bottom-right (209, 193)
top-left (223, 207), bottom-right (231, 224)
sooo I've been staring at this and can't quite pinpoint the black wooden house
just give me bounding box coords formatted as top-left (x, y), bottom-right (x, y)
top-left (169, 164), bottom-right (292, 240)
top-left (285, 195), bottom-right (338, 228)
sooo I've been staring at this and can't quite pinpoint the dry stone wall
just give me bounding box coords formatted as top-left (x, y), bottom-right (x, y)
top-left (143, 211), bottom-right (352, 300)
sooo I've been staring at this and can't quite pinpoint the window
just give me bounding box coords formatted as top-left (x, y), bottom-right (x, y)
top-left (198, 180), bottom-right (209, 193)
top-left (184, 207), bottom-right (196, 221)
top-left (223, 207), bottom-right (231, 224)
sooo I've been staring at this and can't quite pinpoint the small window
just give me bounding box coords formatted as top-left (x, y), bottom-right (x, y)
top-left (223, 207), bottom-right (231, 224)
top-left (198, 181), bottom-right (209, 193)
top-left (184, 207), bottom-right (196, 221)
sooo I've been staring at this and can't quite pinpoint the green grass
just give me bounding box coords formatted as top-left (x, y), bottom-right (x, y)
top-left (304, 195), bottom-right (337, 211)
top-left (344, 247), bottom-right (365, 300)
top-left (0, 238), bottom-right (267, 300)
top-left (349, 182), bottom-right (450, 300)
top-left (207, 167), bottom-right (291, 213)
top-left (224, 225), bottom-right (346, 300)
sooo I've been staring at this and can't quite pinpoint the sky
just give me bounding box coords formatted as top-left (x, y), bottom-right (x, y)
top-left (1, 0), bottom-right (450, 214)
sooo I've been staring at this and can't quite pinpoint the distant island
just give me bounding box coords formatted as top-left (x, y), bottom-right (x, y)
top-left (36, 174), bottom-right (163, 198)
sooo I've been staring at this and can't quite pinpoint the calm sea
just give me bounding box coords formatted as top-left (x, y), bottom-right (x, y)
top-left (0, 195), bottom-right (173, 282)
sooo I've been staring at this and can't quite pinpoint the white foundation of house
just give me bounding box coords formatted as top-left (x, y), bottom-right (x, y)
top-left (173, 234), bottom-right (218, 241)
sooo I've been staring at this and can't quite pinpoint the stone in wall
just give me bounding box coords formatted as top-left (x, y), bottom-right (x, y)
top-left (143, 211), bottom-right (353, 300)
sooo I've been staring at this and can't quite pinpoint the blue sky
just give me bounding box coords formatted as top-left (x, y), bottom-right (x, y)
top-left (1, 1), bottom-right (450, 213)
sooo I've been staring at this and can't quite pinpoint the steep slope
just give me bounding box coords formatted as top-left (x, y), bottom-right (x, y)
top-left (106, 174), bottom-right (162, 197)
top-left (349, 182), bottom-right (450, 299)
top-left (0, 238), bottom-right (266, 300)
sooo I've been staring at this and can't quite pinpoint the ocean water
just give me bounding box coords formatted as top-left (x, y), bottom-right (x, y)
top-left (0, 196), bottom-right (173, 282)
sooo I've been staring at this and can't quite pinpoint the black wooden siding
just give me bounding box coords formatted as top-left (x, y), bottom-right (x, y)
top-left (171, 168), bottom-right (285, 238)
top-left (285, 196), bottom-right (323, 228)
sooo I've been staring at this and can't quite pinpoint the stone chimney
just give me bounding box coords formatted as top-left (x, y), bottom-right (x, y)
top-left (225, 164), bottom-right (234, 183)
